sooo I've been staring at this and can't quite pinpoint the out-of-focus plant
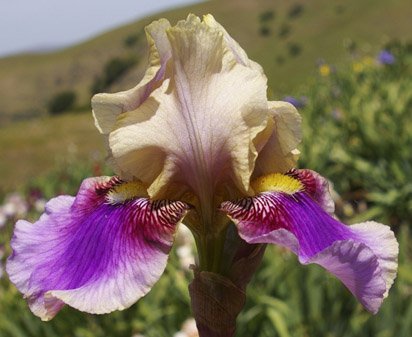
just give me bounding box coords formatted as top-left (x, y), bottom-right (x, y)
top-left (258, 10), bottom-right (275, 23)
top-left (287, 4), bottom-right (304, 19)
top-left (91, 57), bottom-right (137, 94)
top-left (287, 42), bottom-right (302, 57)
top-left (124, 32), bottom-right (144, 49)
top-left (47, 91), bottom-right (76, 115)
top-left (278, 23), bottom-right (291, 39)
top-left (299, 42), bottom-right (412, 227)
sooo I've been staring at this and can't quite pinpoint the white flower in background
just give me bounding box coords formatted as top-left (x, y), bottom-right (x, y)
top-left (174, 318), bottom-right (198, 337)
top-left (0, 208), bottom-right (6, 228)
top-left (34, 198), bottom-right (47, 213)
top-left (0, 246), bottom-right (4, 279)
top-left (176, 245), bottom-right (195, 270)
top-left (176, 225), bottom-right (196, 270)
top-left (3, 193), bottom-right (28, 218)
top-left (176, 225), bottom-right (195, 246)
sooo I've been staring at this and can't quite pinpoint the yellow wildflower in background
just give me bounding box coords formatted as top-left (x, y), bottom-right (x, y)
top-left (319, 64), bottom-right (331, 77)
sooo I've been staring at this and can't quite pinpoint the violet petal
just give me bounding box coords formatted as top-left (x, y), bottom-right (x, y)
top-left (221, 181), bottom-right (398, 314)
top-left (7, 177), bottom-right (190, 320)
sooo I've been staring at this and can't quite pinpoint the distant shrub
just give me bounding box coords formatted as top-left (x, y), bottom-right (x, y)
top-left (335, 5), bottom-right (345, 14)
top-left (278, 23), bottom-right (291, 38)
top-left (91, 77), bottom-right (106, 95)
top-left (91, 57), bottom-right (137, 94)
top-left (48, 91), bottom-right (76, 114)
top-left (288, 3), bottom-right (304, 19)
top-left (124, 33), bottom-right (140, 48)
top-left (259, 10), bottom-right (275, 23)
top-left (275, 55), bottom-right (285, 65)
top-left (105, 57), bottom-right (136, 86)
top-left (343, 38), bottom-right (358, 54)
top-left (287, 42), bottom-right (302, 57)
top-left (259, 25), bottom-right (271, 37)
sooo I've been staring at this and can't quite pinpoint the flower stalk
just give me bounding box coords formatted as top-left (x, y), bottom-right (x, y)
top-left (189, 270), bottom-right (244, 337)
top-left (190, 225), bottom-right (267, 336)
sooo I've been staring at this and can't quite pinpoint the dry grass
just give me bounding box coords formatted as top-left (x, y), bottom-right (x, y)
top-left (1, 0), bottom-right (411, 121)
top-left (0, 111), bottom-right (105, 193)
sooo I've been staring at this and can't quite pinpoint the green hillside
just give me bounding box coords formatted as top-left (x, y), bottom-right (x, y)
top-left (0, 0), bottom-right (411, 191)
top-left (1, 0), bottom-right (411, 123)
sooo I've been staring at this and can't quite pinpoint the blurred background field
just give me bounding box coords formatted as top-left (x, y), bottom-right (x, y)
top-left (1, 0), bottom-right (412, 336)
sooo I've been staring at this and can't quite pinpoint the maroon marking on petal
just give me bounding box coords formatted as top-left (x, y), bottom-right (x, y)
top-left (286, 169), bottom-right (317, 194)
top-left (95, 176), bottom-right (123, 195)
top-left (286, 168), bottom-right (334, 213)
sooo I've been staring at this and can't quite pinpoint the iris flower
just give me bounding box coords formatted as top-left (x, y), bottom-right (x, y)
top-left (7, 14), bottom-right (398, 323)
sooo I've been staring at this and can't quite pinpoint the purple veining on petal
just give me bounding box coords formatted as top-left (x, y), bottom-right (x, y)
top-left (140, 57), bottom-right (169, 104)
top-left (221, 185), bottom-right (398, 314)
top-left (7, 176), bottom-right (190, 320)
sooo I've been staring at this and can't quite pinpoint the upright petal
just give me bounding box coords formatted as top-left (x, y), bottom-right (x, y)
top-left (108, 14), bottom-right (269, 199)
top-left (221, 172), bottom-right (398, 314)
top-left (92, 19), bottom-right (172, 135)
top-left (254, 101), bottom-right (302, 176)
top-left (7, 177), bottom-right (190, 320)
top-left (202, 14), bottom-right (263, 73)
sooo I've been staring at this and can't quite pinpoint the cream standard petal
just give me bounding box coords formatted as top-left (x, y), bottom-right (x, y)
top-left (254, 101), bottom-right (302, 176)
top-left (109, 15), bottom-right (269, 198)
top-left (202, 14), bottom-right (263, 74)
top-left (92, 18), bottom-right (172, 135)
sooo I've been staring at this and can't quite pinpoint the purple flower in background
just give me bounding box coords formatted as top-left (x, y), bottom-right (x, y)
top-left (7, 14), bottom-right (398, 328)
top-left (377, 50), bottom-right (395, 65)
top-left (282, 96), bottom-right (307, 109)
top-left (331, 108), bottom-right (343, 121)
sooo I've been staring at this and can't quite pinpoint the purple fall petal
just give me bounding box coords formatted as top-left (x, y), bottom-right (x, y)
top-left (7, 177), bottom-right (190, 320)
top-left (286, 168), bottom-right (335, 214)
top-left (221, 177), bottom-right (398, 314)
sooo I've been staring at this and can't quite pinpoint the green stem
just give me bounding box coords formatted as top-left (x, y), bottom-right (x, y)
top-left (210, 230), bottom-right (226, 273)
top-left (195, 228), bottom-right (227, 273)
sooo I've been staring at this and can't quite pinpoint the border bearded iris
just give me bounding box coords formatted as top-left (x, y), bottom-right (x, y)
top-left (7, 14), bottom-right (398, 336)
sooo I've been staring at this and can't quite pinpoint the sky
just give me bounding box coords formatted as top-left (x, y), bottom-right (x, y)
top-left (0, 0), bottom-right (204, 57)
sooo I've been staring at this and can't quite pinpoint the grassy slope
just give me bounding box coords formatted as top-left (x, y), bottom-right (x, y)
top-left (0, 0), bottom-right (411, 191)
top-left (1, 0), bottom-right (411, 120)
top-left (0, 112), bottom-right (105, 193)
